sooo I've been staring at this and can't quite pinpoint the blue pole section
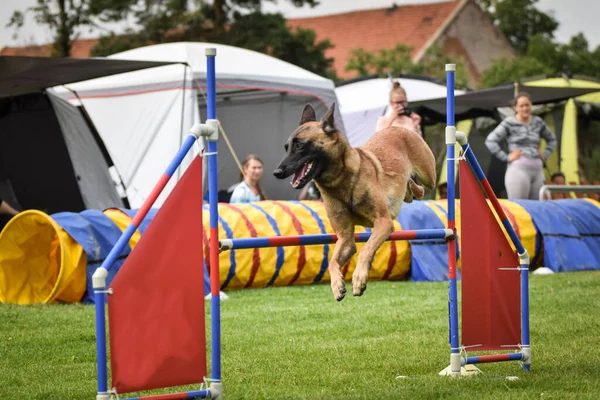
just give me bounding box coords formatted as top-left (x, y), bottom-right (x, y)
top-left (95, 290), bottom-right (108, 397)
top-left (206, 49), bottom-right (222, 383)
top-left (521, 263), bottom-right (531, 370)
top-left (464, 353), bottom-right (524, 365)
top-left (446, 65), bottom-right (460, 375)
top-left (165, 135), bottom-right (200, 179)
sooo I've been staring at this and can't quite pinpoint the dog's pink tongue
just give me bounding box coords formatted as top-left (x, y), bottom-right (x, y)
top-left (294, 163), bottom-right (309, 182)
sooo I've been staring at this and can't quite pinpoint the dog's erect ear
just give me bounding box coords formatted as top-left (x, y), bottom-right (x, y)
top-left (300, 104), bottom-right (316, 125)
top-left (322, 102), bottom-right (336, 134)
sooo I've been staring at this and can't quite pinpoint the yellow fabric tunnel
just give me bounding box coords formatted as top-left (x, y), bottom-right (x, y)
top-left (204, 200), bottom-right (412, 290)
top-left (0, 209), bottom-right (142, 305)
top-left (0, 210), bottom-right (87, 304)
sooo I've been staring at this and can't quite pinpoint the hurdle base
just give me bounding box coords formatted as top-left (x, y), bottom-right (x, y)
top-left (209, 381), bottom-right (222, 400)
top-left (438, 364), bottom-right (482, 377)
top-left (205, 291), bottom-right (230, 301)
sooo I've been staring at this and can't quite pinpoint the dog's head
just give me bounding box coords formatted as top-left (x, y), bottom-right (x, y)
top-left (273, 102), bottom-right (339, 189)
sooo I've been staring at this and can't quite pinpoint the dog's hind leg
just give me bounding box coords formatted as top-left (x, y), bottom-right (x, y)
top-left (353, 216), bottom-right (393, 297)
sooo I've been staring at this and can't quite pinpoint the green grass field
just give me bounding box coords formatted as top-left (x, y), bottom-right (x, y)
top-left (1, 271), bottom-right (599, 400)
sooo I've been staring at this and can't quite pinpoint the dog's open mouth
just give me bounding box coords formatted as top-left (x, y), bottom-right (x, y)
top-left (291, 160), bottom-right (314, 188)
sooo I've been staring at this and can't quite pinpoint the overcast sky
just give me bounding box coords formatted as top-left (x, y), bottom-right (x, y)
top-left (1, 0), bottom-right (599, 49)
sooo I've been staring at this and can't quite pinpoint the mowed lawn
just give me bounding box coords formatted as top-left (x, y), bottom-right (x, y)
top-left (1, 271), bottom-right (599, 399)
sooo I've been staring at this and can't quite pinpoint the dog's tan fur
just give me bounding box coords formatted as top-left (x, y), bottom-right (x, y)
top-left (274, 103), bottom-right (436, 301)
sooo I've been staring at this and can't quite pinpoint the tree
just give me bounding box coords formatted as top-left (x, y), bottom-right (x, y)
top-left (479, 33), bottom-right (600, 88)
top-left (475, 0), bottom-right (559, 55)
top-left (210, 12), bottom-right (336, 79)
top-left (6, 0), bottom-right (146, 57)
top-left (479, 55), bottom-right (551, 88)
top-left (90, 1), bottom-right (334, 79)
top-left (345, 44), bottom-right (468, 87)
top-left (8, 0), bottom-right (91, 57)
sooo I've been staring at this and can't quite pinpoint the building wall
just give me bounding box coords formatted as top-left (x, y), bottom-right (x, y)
top-left (436, 1), bottom-right (516, 87)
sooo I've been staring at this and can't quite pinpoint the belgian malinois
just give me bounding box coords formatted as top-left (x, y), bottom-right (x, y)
top-left (274, 103), bottom-right (436, 301)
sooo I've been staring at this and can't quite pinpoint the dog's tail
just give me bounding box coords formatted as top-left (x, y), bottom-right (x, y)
top-left (407, 136), bottom-right (437, 191)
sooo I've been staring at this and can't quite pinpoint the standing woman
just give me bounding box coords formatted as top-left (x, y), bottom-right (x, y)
top-left (375, 81), bottom-right (423, 136)
top-left (229, 154), bottom-right (267, 203)
top-left (485, 92), bottom-right (557, 200)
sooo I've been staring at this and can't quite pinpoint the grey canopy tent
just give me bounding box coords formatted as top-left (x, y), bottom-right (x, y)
top-left (56, 42), bottom-right (345, 204)
top-left (0, 55), bottom-right (180, 215)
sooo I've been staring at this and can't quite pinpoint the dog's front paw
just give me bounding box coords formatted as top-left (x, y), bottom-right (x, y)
top-left (352, 269), bottom-right (369, 296)
top-left (331, 278), bottom-right (346, 301)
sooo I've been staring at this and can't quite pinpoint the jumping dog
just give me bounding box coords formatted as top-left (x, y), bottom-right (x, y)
top-left (274, 103), bottom-right (436, 301)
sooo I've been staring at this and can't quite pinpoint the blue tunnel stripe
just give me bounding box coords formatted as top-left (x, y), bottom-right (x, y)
top-left (291, 201), bottom-right (330, 284)
top-left (250, 203), bottom-right (285, 287)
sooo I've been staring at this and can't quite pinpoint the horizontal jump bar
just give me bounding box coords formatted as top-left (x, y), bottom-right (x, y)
top-left (219, 229), bottom-right (454, 251)
top-left (463, 353), bottom-right (523, 365)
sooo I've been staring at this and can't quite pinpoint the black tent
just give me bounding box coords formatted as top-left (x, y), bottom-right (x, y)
top-left (0, 56), bottom-right (179, 218)
top-left (411, 84), bottom-right (600, 125)
top-left (410, 81), bottom-right (600, 198)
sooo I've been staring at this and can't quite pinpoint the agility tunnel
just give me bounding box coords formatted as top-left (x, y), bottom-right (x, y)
top-left (0, 208), bottom-right (154, 304)
top-left (1, 197), bottom-right (598, 305)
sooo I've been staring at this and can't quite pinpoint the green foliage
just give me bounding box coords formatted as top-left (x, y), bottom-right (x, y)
top-left (479, 33), bottom-right (600, 88)
top-left (475, 0), bottom-right (559, 55)
top-left (90, 1), bottom-right (333, 78)
top-left (7, 0), bottom-right (92, 57)
top-left (210, 12), bottom-right (336, 79)
top-left (345, 44), bottom-right (468, 87)
top-left (477, 1), bottom-right (600, 88)
top-left (479, 54), bottom-right (551, 88)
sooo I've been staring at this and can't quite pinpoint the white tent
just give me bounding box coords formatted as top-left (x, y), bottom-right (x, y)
top-left (53, 42), bottom-right (343, 207)
top-left (335, 76), bottom-right (465, 147)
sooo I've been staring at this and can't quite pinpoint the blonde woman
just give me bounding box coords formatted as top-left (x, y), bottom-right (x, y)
top-left (375, 81), bottom-right (422, 135)
top-left (229, 154), bottom-right (267, 203)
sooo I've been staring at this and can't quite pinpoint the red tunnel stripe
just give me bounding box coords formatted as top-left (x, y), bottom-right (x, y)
top-left (382, 237), bottom-right (398, 280)
top-left (225, 204), bottom-right (261, 288)
top-left (500, 204), bottom-right (521, 239)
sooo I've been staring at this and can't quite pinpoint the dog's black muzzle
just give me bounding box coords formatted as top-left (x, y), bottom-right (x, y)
top-left (273, 167), bottom-right (287, 179)
top-left (273, 165), bottom-right (296, 179)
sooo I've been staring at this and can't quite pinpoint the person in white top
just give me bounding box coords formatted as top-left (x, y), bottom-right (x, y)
top-left (229, 154), bottom-right (267, 203)
top-left (375, 81), bottom-right (423, 136)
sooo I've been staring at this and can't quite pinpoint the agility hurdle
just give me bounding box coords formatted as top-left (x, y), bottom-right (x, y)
top-left (208, 63), bottom-right (531, 377)
top-left (442, 64), bottom-right (531, 376)
top-left (91, 48), bottom-right (222, 399)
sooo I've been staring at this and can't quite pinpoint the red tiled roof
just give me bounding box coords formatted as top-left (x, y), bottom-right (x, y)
top-left (0, 38), bottom-right (99, 58)
top-left (287, 0), bottom-right (462, 79)
top-left (1, 1), bottom-right (461, 80)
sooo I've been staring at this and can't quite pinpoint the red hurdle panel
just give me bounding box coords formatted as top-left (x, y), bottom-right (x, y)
top-left (460, 160), bottom-right (521, 351)
top-left (108, 157), bottom-right (207, 394)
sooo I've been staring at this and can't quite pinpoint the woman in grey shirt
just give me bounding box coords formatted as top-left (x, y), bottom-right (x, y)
top-left (485, 92), bottom-right (557, 200)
